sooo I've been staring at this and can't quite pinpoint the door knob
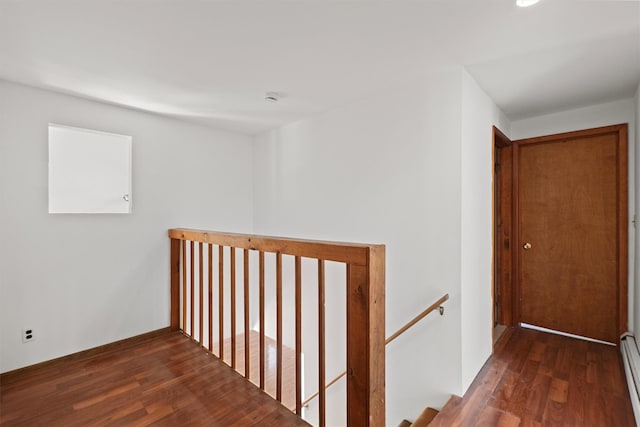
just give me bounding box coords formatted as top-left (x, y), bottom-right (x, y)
top-left (523, 242), bottom-right (532, 250)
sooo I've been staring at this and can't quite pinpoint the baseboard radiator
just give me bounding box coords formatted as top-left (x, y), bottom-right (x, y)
top-left (621, 334), bottom-right (640, 424)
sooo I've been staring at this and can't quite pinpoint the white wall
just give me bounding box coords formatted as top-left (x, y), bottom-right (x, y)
top-left (635, 84), bottom-right (640, 335)
top-left (253, 68), bottom-right (507, 425)
top-left (0, 81), bottom-right (254, 373)
top-left (511, 98), bottom-right (637, 332)
top-left (459, 70), bottom-right (511, 391)
top-left (511, 99), bottom-right (636, 141)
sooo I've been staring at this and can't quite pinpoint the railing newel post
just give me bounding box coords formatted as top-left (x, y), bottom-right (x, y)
top-left (346, 245), bottom-right (385, 427)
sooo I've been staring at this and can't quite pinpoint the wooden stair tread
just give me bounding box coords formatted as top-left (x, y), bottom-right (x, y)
top-left (428, 395), bottom-right (462, 426)
top-left (398, 406), bottom-right (440, 427)
top-left (412, 407), bottom-right (440, 427)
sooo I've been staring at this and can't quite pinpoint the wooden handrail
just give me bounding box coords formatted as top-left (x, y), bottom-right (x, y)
top-left (385, 293), bottom-right (449, 345)
top-left (169, 228), bottom-right (385, 427)
top-left (169, 228), bottom-right (372, 265)
top-left (301, 293), bottom-right (449, 408)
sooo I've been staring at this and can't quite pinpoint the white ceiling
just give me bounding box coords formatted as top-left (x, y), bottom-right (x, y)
top-left (1, 0), bottom-right (638, 135)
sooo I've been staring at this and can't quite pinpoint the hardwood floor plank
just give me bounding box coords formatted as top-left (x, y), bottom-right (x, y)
top-left (431, 327), bottom-right (636, 427)
top-left (538, 342), bottom-right (558, 377)
top-left (528, 341), bottom-right (545, 362)
top-left (488, 369), bottom-right (519, 411)
top-left (553, 345), bottom-right (573, 380)
top-left (523, 373), bottom-right (551, 422)
top-left (73, 381), bottom-right (141, 410)
top-left (428, 395), bottom-right (462, 426)
top-left (541, 399), bottom-right (565, 426)
top-left (501, 373), bottom-right (532, 415)
top-left (474, 406), bottom-right (520, 427)
top-left (520, 418), bottom-right (542, 427)
top-left (495, 410), bottom-right (521, 427)
top-left (565, 362), bottom-right (587, 426)
top-left (0, 328), bottom-right (173, 387)
top-left (548, 378), bottom-right (568, 403)
top-left (481, 359), bottom-right (509, 392)
top-left (94, 401), bottom-right (145, 425)
top-left (0, 332), bottom-right (309, 427)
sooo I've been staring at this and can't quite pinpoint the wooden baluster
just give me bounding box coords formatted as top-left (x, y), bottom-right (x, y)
top-left (276, 252), bottom-right (283, 402)
top-left (199, 242), bottom-right (203, 346)
top-left (259, 250), bottom-right (265, 390)
top-left (295, 255), bottom-right (302, 415)
top-left (182, 240), bottom-right (187, 332)
top-left (190, 241), bottom-right (194, 339)
top-left (219, 245), bottom-right (224, 361)
top-left (170, 238), bottom-right (180, 331)
top-left (208, 243), bottom-right (213, 352)
top-left (244, 249), bottom-right (250, 379)
top-left (318, 259), bottom-right (326, 427)
top-left (231, 247), bottom-right (237, 369)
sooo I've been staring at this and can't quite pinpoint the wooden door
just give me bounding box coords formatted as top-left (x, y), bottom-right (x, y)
top-left (516, 125), bottom-right (627, 343)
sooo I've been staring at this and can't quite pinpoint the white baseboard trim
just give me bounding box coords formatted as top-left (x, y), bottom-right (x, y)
top-left (621, 334), bottom-right (640, 426)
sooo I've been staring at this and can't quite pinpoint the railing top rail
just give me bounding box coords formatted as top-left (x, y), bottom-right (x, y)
top-left (169, 228), bottom-right (384, 266)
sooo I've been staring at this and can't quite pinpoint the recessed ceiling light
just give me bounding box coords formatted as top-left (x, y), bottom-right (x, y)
top-left (516, 0), bottom-right (540, 7)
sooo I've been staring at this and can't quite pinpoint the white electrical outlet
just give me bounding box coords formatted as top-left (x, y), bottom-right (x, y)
top-left (22, 328), bottom-right (35, 343)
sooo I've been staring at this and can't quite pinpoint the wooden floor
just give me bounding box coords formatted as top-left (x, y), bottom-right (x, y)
top-left (431, 327), bottom-right (636, 426)
top-left (215, 330), bottom-right (297, 411)
top-left (0, 331), bottom-right (310, 426)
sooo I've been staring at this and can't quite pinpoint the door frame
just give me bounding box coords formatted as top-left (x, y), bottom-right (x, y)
top-left (493, 124), bottom-right (628, 340)
top-left (493, 126), bottom-right (514, 329)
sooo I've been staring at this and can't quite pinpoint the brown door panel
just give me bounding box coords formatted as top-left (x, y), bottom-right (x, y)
top-left (516, 126), bottom-right (627, 343)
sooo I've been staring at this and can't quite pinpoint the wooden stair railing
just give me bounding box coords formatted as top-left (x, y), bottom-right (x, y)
top-left (302, 293), bottom-right (450, 408)
top-left (169, 228), bottom-right (385, 427)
